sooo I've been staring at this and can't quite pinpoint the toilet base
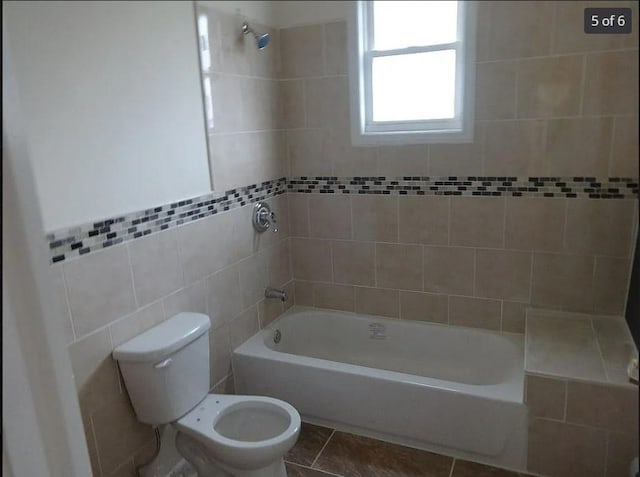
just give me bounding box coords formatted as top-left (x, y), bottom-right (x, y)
top-left (175, 430), bottom-right (288, 477)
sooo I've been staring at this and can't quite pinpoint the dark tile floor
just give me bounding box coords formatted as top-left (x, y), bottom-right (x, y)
top-left (284, 423), bottom-right (531, 477)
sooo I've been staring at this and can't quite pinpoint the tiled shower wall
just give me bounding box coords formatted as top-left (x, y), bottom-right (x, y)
top-left (281, 1), bottom-right (639, 331)
top-left (53, 6), bottom-right (292, 477)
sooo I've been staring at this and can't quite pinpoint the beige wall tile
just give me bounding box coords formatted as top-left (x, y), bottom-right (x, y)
top-left (376, 145), bottom-right (429, 177)
top-left (110, 302), bottom-right (164, 348)
top-left (209, 325), bottom-right (231, 385)
top-left (287, 129), bottom-right (333, 177)
top-left (606, 431), bottom-right (639, 477)
top-left (332, 240), bottom-right (375, 287)
top-left (475, 1), bottom-right (492, 61)
top-left (214, 10), bottom-right (251, 76)
top-left (526, 375), bottom-right (566, 419)
top-left (566, 381), bottom-right (639, 434)
top-left (210, 73), bottom-right (245, 132)
top-left (280, 25), bottom-right (324, 78)
top-left (312, 282), bottom-right (355, 312)
top-left (352, 195), bottom-right (398, 242)
top-left (69, 327), bottom-right (120, 414)
top-left (449, 296), bottom-right (501, 330)
top-left (475, 61), bottom-right (517, 120)
top-left (583, 51), bottom-right (639, 115)
top-left (64, 245), bottom-right (137, 338)
top-left (128, 229), bottom-right (182, 307)
top-left (266, 239), bottom-right (292, 287)
top-left (324, 21), bottom-right (347, 75)
top-left (610, 116), bottom-right (639, 178)
top-left (398, 196), bottom-right (448, 246)
top-left (553, 1), bottom-right (625, 53)
top-left (304, 76), bottom-right (349, 130)
top-left (288, 194), bottom-right (309, 237)
top-left (565, 199), bottom-right (635, 257)
top-left (162, 279), bottom-right (208, 319)
top-left (229, 306), bottom-right (259, 349)
top-left (593, 257), bottom-right (632, 314)
top-left (177, 212), bottom-right (230, 284)
top-left (259, 297), bottom-right (285, 327)
top-left (516, 56), bottom-right (583, 118)
top-left (489, 1), bottom-right (553, 59)
top-left (207, 265), bottom-right (243, 326)
top-left (428, 128), bottom-right (484, 176)
top-left (308, 195), bottom-right (352, 240)
top-left (531, 253), bottom-right (595, 312)
top-left (237, 249), bottom-right (268, 311)
top-left (505, 197), bottom-right (566, 252)
top-left (526, 314), bottom-right (606, 381)
top-left (501, 301), bottom-right (527, 334)
top-left (423, 246), bottom-right (474, 295)
top-left (282, 281), bottom-right (295, 312)
top-left (293, 280), bottom-right (313, 306)
top-left (278, 80), bottom-right (305, 129)
top-left (592, 318), bottom-right (638, 385)
top-left (91, 392), bottom-right (153, 476)
top-left (355, 287), bottom-right (399, 318)
top-left (545, 118), bottom-right (613, 176)
top-left (375, 243), bottom-right (423, 291)
top-left (475, 249), bottom-right (532, 301)
top-left (483, 120), bottom-right (546, 176)
top-left (399, 291), bottom-right (448, 324)
top-left (450, 197), bottom-right (505, 248)
top-left (49, 264), bottom-right (74, 344)
top-left (291, 238), bottom-right (332, 282)
top-left (327, 128), bottom-right (378, 177)
top-left (527, 418), bottom-right (606, 477)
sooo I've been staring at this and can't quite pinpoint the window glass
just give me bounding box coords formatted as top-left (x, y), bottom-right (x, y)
top-left (372, 1), bottom-right (458, 50)
top-left (371, 50), bottom-right (456, 122)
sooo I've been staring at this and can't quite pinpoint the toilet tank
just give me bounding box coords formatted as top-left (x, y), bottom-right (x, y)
top-left (113, 312), bottom-right (211, 425)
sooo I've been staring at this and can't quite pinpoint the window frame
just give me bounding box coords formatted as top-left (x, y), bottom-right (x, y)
top-left (348, 0), bottom-right (477, 145)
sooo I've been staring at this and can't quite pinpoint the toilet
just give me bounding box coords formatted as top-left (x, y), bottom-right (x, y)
top-left (113, 312), bottom-right (300, 477)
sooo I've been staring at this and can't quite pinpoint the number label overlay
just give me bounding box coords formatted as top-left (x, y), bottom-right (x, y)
top-left (584, 8), bottom-right (632, 34)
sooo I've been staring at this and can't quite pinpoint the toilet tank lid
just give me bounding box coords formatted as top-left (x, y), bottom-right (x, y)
top-left (112, 312), bottom-right (211, 363)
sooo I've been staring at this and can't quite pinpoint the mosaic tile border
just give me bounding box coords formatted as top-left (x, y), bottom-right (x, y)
top-left (46, 175), bottom-right (638, 264)
top-left (288, 176), bottom-right (639, 198)
top-left (47, 177), bottom-right (287, 264)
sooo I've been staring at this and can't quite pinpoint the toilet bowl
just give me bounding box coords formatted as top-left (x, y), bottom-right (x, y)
top-left (174, 394), bottom-right (300, 476)
top-left (112, 312), bottom-right (301, 477)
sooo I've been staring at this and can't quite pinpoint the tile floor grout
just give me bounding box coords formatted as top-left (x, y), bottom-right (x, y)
top-left (287, 461), bottom-right (343, 477)
top-left (448, 457), bottom-right (456, 477)
top-left (309, 428), bottom-right (336, 469)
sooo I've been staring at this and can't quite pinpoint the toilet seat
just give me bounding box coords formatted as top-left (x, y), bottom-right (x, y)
top-left (174, 394), bottom-right (300, 470)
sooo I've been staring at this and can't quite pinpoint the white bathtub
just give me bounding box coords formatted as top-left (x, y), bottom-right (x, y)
top-left (232, 308), bottom-right (527, 469)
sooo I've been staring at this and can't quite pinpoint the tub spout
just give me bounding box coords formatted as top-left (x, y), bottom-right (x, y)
top-left (265, 287), bottom-right (287, 302)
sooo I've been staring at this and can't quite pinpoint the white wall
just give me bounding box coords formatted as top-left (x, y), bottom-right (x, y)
top-left (4, 1), bottom-right (212, 232)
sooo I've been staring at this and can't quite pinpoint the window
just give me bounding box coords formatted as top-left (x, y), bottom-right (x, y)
top-left (348, 1), bottom-right (476, 145)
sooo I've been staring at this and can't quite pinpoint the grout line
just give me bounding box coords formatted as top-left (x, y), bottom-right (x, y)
top-left (285, 462), bottom-right (343, 477)
top-left (59, 265), bottom-right (77, 342)
top-left (513, 59), bottom-right (520, 119)
top-left (591, 316), bottom-right (610, 382)
top-left (475, 46), bottom-right (638, 64)
top-left (448, 457), bottom-right (456, 477)
top-left (562, 199), bottom-right (569, 252)
top-left (578, 53), bottom-right (587, 115)
top-left (311, 429), bottom-right (336, 468)
top-left (607, 116), bottom-right (617, 178)
top-left (562, 379), bottom-right (569, 422)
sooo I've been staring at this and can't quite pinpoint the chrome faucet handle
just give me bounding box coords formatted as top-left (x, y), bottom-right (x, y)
top-left (252, 202), bottom-right (278, 233)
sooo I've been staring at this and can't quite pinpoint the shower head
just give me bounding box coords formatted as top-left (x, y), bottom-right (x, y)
top-left (242, 22), bottom-right (270, 50)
